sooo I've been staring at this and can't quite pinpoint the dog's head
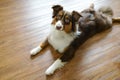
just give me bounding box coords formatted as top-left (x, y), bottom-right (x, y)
top-left (51, 5), bottom-right (82, 33)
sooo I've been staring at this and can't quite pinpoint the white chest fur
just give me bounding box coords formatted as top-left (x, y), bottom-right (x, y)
top-left (48, 27), bottom-right (77, 53)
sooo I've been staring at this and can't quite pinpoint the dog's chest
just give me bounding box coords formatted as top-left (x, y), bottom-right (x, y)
top-left (48, 30), bottom-right (75, 53)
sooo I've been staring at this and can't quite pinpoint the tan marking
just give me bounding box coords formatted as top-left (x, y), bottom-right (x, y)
top-left (64, 22), bottom-right (72, 33)
top-left (65, 16), bottom-right (69, 18)
top-left (58, 10), bottom-right (64, 16)
top-left (51, 17), bottom-right (57, 25)
top-left (62, 46), bottom-right (69, 53)
top-left (40, 38), bottom-right (49, 49)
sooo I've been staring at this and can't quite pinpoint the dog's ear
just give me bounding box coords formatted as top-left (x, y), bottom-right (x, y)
top-left (72, 11), bottom-right (82, 22)
top-left (71, 11), bottom-right (82, 32)
top-left (52, 5), bottom-right (63, 18)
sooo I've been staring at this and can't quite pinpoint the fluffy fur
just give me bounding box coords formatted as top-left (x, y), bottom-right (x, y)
top-left (48, 26), bottom-right (77, 53)
top-left (30, 4), bottom-right (120, 75)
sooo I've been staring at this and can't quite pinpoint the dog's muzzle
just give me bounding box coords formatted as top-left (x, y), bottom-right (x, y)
top-left (55, 20), bottom-right (63, 30)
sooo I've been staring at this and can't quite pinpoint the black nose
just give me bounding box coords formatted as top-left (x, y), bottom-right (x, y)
top-left (56, 26), bottom-right (62, 30)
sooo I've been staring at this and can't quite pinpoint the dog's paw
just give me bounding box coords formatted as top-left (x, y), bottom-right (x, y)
top-left (45, 59), bottom-right (66, 75)
top-left (75, 31), bottom-right (81, 36)
top-left (45, 67), bottom-right (55, 75)
top-left (30, 46), bottom-right (42, 55)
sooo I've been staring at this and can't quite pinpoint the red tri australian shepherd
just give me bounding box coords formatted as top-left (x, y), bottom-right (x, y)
top-left (30, 4), bottom-right (120, 75)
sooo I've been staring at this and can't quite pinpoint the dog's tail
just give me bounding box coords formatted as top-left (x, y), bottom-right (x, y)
top-left (98, 6), bottom-right (113, 17)
top-left (98, 6), bottom-right (120, 22)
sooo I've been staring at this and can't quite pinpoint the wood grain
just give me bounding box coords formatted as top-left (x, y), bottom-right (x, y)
top-left (0, 0), bottom-right (120, 80)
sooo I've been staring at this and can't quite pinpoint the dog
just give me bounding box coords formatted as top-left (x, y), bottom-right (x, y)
top-left (30, 4), bottom-right (120, 75)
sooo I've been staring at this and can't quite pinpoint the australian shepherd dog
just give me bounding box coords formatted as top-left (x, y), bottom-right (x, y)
top-left (30, 4), bottom-right (120, 75)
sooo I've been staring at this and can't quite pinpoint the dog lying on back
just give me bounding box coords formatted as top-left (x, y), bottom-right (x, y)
top-left (30, 4), bottom-right (120, 75)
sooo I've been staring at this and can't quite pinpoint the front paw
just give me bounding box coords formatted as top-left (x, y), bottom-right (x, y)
top-left (45, 59), bottom-right (66, 75)
top-left (45, 67), bottom-right (55, 75)
top-left (30, 46), bottom-right (42, 55)
top-left (75, 31), bottom-right (81, 36)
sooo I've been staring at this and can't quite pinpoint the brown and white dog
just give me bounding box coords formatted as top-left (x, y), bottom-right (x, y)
top-left (30, 4), bottom-right (120, 75)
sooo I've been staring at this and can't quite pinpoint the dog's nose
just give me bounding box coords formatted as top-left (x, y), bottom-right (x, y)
top-left (56, 26), bottom-right (62, 30)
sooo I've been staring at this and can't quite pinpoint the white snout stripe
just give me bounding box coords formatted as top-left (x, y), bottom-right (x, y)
top-left (55, 20), bottom-right (63, 30)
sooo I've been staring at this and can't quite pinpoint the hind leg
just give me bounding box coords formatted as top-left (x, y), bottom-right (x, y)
top-left (112, 17), bottom-right (120, 22)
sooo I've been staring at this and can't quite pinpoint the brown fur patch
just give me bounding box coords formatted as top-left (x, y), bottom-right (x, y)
top-left (40, 38), bottom-right (48, 49)
top-left (64, 22), bottom-right (72, 33)
top-left (58, 10), bottom-right (64, 16)
top-left (51, 17), bottom-right (57, 25)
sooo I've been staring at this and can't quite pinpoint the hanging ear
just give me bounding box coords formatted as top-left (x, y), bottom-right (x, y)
top-left (71, 11), bottom-right (82, 32)
top-left (52, 5), bottom-right (63, 18)
top-left (72, 11), bottom-right (82, 22)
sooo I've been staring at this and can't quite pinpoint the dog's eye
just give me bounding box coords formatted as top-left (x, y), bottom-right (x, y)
top-left (56, 15), bottom-right (62, 20)
top-left (65, 18), bottom-right (70, 24)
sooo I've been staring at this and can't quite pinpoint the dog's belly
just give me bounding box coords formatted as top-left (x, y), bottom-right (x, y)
top-left (48, 31), bottom-right (75, 53)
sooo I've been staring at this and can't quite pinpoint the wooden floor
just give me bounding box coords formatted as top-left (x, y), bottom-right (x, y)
top-left (0, 0), bottom-right (120, 80)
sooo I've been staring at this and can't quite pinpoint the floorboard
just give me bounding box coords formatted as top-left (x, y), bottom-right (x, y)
top-left (0, 0), bottom-right (120, 80)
